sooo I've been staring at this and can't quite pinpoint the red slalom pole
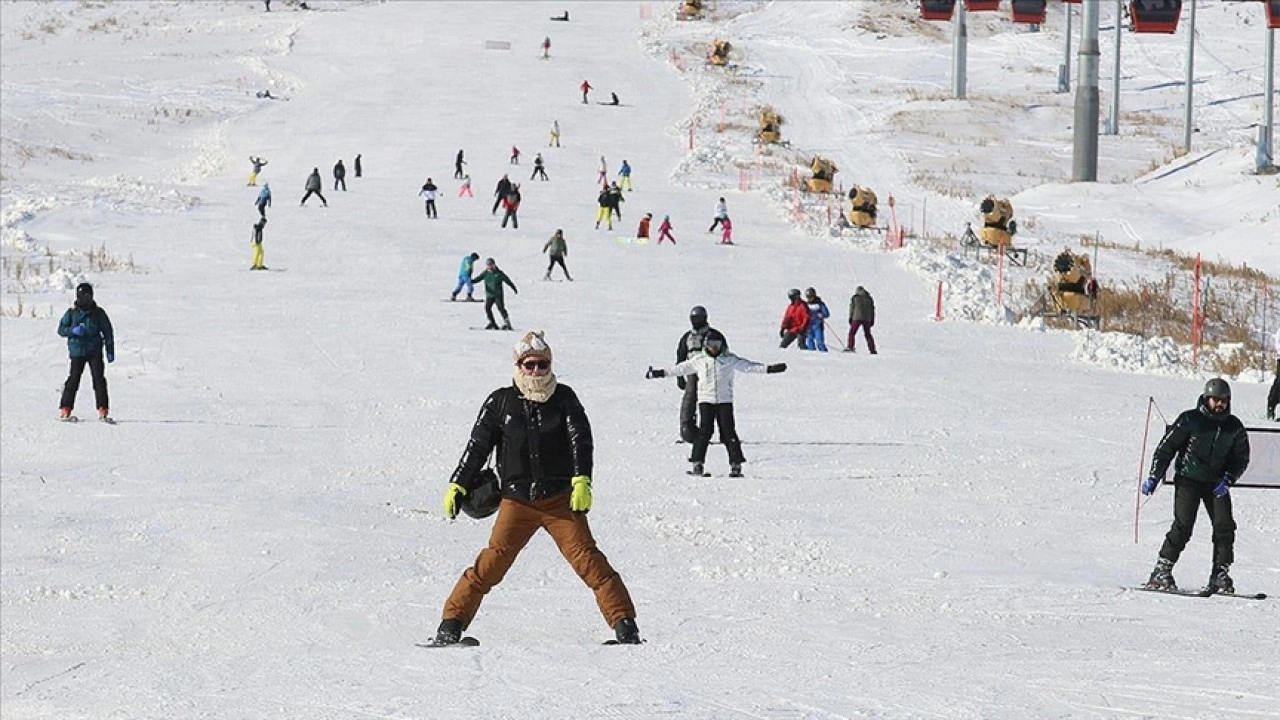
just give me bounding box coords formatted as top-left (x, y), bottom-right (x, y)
top-left (1134, 396), bottom-right (1155, 544)
top-left (934, 281), bottom-right (944, 321)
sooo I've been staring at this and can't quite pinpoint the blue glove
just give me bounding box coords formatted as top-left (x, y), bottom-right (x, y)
top-left (1140, 475), bottom-right (1160, 496)
top-left (106, 350), bottom-right (114, 364)
top-left (70, 323), bottom-right (86, 336)
top-left (1213, 477), bottom-right (1230, 499)
top-left (645, 366), bottom-right (665, 379)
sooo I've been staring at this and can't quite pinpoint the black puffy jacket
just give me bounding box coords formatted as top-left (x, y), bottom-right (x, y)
top-left (1150, 398), bottom-right (1250, 484)
top-left (449, 384), bottom-right (593, 502)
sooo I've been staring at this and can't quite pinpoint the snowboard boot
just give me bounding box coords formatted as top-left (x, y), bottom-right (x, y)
top-left (613, 617), bottom-right (642, 645)
top-left (433, 618), bottom-right (463, 646)
top-left (729, 463), bottom-right (743, 478)
top-left (687, 463), bottom-right (705, 477)
top-left (1209, 564), bottom-right (1234, 594)
top-left (1145, 557), bottom-right (1176, 590)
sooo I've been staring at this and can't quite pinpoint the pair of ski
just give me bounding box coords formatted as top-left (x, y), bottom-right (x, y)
top-left (60, 415), bottom-right (115, 425)
top-left (416, 637), bottom-right (640, 649)
top-left (687, 468), bottom-right (742, 478)
top-left (1131, 585), bottom-right (1266, 600)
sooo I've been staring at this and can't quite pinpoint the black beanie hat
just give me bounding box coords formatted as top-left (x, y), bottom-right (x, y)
top-left (76, 282), bottom-right (93, 302)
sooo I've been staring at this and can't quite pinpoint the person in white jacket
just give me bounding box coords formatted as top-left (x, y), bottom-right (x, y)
top-left (645, 330), bottom-right (786, 477)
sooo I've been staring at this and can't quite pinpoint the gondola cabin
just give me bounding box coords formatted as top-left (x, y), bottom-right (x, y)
top-left (921, 0), bottom-right (957, 21)
top-left (1010, 0), bottom-right (1047, 24)
top-left (1128, 0), bottom-right (1182, 34)
top-left (965, 0), bottom-right (1000, 12)
top-left (1267, 0), bottom-right (1280, 30)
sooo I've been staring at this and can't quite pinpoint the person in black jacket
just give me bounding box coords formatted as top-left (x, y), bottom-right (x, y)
top-left (1141, 378), bottom-right (1251, 593)
top-left (433, 332), bottom-right (641, 646)
top-left (491, 174), bottom-right (512, 215)
top-left (57, 283), bottom-right (115, 421)
top-left (333, 159), bottom-right (346, 191)
top-left (675, 306), bottom-right (723, 444)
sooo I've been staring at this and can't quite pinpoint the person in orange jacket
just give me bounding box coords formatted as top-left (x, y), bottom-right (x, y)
top-left (779, 288), bottom-right (810, 349)
top-left (636, 213), bottom-right (652, 241)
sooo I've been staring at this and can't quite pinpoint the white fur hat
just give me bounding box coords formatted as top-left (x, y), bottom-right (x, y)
top-left (513, 330), bottom-right (552, 364)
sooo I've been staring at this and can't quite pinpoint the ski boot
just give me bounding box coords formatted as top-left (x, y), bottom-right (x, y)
top-left (433, 618), bottom-right (463, 646)
top-left (729, 463), bottom-right (743, 478)
top-left (687, 463), bottom-right (705, 477)
top-left (484, 322), bottom-right (499, 330)
top-left (1208, 564), bottom-right (1234, 595)
top-left (59, 407), bottom-right (76, 422)
top-left (1145, 558), bottom-right (1176, 590)
top-left (98, 407), bottom-right (112, 423)
top-left (500, 322), bottom-right (512, 331)
top-left (543, 272), bottom-right (552, 281)
top-left (450, 291), bottom-right (458, 301)
top-left (612, 617), bottom-right (642, 645)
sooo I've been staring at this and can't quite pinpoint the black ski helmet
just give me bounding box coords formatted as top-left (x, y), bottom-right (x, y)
top-left (75, 282), bottom-right (93, 304)
top-left (459, 469), bottom-right (501, 520)
top-left (787, 288), bottom-right (802, 300)
top-left (689, 305), bottom-right (708, 329)
top-left (1202, 378), bottom-right (1231, 401)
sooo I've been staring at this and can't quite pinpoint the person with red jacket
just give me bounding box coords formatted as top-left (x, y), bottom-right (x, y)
top-left (500, 184), bottom-right (521, 229)
top-left (779, 288), bottom-right (810, 349)
top-left (656, 215), bottom-right (676, 244)
top-left (580, 79), bottom-right (593, 104)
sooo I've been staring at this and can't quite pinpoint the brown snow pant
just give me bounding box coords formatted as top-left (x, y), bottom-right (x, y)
top-left (443, 493), bottom-right (635, 629)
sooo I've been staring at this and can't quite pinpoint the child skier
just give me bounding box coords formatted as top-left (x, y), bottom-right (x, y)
top-left (656, 215), bottom-right (676, 244)
top-left (451, 252), bottom-right (481, 301)
top-left (618, 160), bottom-right (632, 191)
top-left (636, 213), bottom-right (652, 242)
top-left (458, 174), bottom-right (473, 197)
top-left (645, 331), bottom-right (786, 477)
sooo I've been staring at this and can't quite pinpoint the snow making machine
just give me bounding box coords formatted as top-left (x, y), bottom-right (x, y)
top-left (962, 195), bottom-right (1026, 265)
top-left (757, 108), bottom-right (783, 145)
top-left (847, 185), bottom-right (879, 229)
top-left (709, 39), bottom-right (731, 66)
top-left (1029, 248), bottom-right (1100, 328)
top-left (678, 0), bottom-right (703, 20)
top-left (806, 156), bottom-right (838, 194)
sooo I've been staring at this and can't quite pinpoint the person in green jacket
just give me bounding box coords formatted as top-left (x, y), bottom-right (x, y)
top-left (57, 282), bottom-right (115, 421)
top-left (543, 229), bottom-right (572, 281)
top-left (471, 257), bottom-right (518, 330)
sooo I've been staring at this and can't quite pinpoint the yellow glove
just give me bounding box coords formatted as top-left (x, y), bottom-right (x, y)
top-left (443, 482), bottom-right (468, 519)
top-left (569, 475), bottom-right (592, 513)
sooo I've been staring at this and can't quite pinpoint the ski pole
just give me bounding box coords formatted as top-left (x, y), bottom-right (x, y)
top-left (1134, 396), bottom-right (1155, 544)
top-left (823, 320), bottom-right (846, 351)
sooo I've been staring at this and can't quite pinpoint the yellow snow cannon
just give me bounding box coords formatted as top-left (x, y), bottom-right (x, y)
top-left (978, 195), bottom-right (1016, 247)
top-left (757, 108), bottom-right (782, 144)
top-left (1050, 248), bottom-right (1096, 315)
top-left (709, 39), bottom-right (731, 66)
top-left (848, 186), bottom-right (879, 228)
top-left (807, 156), bottom-right (838, 194)
top-left (678, 0), bottom-right (702, 20)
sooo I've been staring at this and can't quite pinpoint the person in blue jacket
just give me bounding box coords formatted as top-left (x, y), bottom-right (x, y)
top-left (255, 183), bottom-right (272, 218)
top-left (57, 282), bottom-right (115, 421)
top-left (451, 252), bottom-right (481, 301)
top-left (618, 160), bottom-right (633, 191)
top-left (803, 287), bottom-right (830, 352)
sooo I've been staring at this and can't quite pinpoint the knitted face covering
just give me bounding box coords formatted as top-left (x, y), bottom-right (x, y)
top-left (513, 364), bottom-right (557, 402)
